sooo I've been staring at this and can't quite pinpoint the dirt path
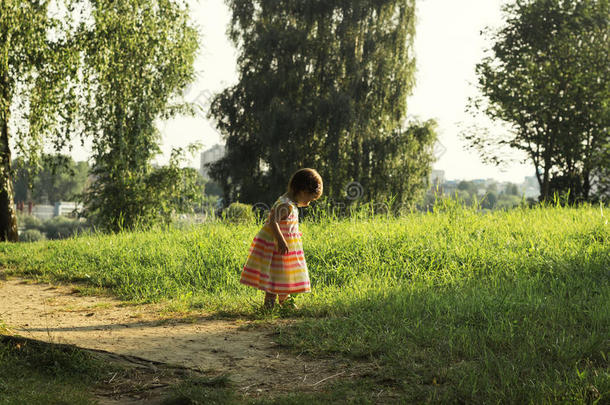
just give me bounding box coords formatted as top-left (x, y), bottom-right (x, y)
top-left (0, 278), bottom-right (361, 402)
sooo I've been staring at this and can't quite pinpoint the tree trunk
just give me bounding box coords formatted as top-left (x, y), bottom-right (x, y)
top-left (540, 126), bottom-right (555, 202)
top-left (0, 74), bottom-right (18, 242)
top-left (541, 156), bottom-right (551, 203)
top-left (582, 169), bottom-right (590, 201)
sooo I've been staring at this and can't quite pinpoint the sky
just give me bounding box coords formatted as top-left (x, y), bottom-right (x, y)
top-left (70, 0), bottom-right (535, 184)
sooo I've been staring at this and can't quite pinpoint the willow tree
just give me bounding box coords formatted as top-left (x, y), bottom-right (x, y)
top-left (0, 0), bottom-right (78, 241)
top-left (77, 0), bottom-right (199, 231)
top-left (209, 0), bottom-right (436, 207)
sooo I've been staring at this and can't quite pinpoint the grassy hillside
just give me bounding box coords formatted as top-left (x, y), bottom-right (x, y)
top-left (1, 202), bottom-right (608, 403)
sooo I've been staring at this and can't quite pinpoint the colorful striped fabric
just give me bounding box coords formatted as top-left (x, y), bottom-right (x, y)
top-left (240, 195), bottom-right (310, 294)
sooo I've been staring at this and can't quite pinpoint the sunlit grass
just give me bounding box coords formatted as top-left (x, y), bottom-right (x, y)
top-left (0, 201), bottom-right (608, 403)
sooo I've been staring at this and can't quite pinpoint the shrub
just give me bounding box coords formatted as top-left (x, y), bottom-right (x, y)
top-left (41, 216), bottom-right (88, 239)
top-left (20, 229), bottom-right (46, 243)
top-left (20, 215), bottom-right (43, 231)
top-left (223, 202), bottom-right (255, 224)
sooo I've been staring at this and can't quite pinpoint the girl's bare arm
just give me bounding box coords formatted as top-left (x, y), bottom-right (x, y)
top-left (269, 202), bottom-right (291, 254)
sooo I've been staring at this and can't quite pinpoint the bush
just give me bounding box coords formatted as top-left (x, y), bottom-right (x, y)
top-left (223, 202), bottom-right (255, 224)
top-left (496, 194), bottom-right (522, 210)
top-left (81, 147), bottom-right (205, 233)
top-left (20, 215), bottom-right (43, 231)
top-left (41, 216), bottom-right (88, 239)
top-left (20, 229), bottom-right (46, 243)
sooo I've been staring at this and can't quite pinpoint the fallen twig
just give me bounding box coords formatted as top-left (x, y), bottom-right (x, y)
top-left (96, 383), bottom-right (170, 397)
top-left (311, 371), bottom-right (345, 387)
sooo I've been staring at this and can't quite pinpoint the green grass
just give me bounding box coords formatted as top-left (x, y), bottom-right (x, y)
top-left (0, 201), bottom-right (608, 403)
top-left (0, 335), bottom-right (239, 405)
top-left (160, 376), bottom-right (385, 404)
top-left (161, 375), bottom-right (235, 405)
top-left (0, 336), bottom-right (103, 405)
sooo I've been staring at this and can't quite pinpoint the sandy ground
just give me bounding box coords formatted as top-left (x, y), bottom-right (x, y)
top-left (0, 277), bottom-right (364, 402)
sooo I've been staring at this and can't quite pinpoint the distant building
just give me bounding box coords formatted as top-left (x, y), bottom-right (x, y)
top-left (523, 175), bottom-right (538, 188)
top-left (32, 204), bottom-right (54, 221)
top-left (520, 175), bottom-right (540, 199)
top-left (54, 201), bottom-right (83, 217)
top-left (15, 201), bottom-right (82, 221)
top-left (200, 144), bottom-right (225, 179)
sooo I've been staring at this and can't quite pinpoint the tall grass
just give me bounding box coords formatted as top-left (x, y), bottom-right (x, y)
top-left (0, 201), bottom-right (608, 403)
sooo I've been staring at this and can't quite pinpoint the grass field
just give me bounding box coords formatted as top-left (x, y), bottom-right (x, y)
top-left (0, 201), bottom-right (608, 403)
top-left (0, 333), bottom-right (104, 405)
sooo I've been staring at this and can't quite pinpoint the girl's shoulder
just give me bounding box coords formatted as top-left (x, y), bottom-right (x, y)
top-left (273, 194), bottom-right (297, 210)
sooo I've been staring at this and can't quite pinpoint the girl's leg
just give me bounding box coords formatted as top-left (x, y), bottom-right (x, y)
top-left (264, 292), bottom-right (276, 309)
top-left (279, 294), bottom-right (297, 309)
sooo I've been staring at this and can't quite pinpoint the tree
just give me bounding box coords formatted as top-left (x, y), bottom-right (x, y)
top-left (203, 178), bottom-right (223, 197)
top-left (457, 180), bottom-right (478, 196)
top-left (481, 191), bottom-right (498, 209)
top-left (76, 0), bottom-right (200, 231)
top-left (0, 0), bottom-right (78, 240)
top-left (209, 0), bottom-right (436, 208)
top-left (590, 137), bottom-right (610, 201)
top-left (139, 147), bottom-right (205, 224)
top-left (464, 0), bottom-right (609, 203)
top-left (13, 154), bottom-right (89, 204)
top-left (504, 183), bottom-right (520, 196)
top-left (497, 193), bottom-right (521, 209)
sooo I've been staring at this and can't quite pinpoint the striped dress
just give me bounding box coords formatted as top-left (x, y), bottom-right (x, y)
top-left (239, 194), bottom-right (311, 294)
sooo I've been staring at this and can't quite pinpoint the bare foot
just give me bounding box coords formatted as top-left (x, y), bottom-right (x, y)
top-left (279, 295), bottom-right (298, 309)
top-left (264, 292), bottom-right (276, 309)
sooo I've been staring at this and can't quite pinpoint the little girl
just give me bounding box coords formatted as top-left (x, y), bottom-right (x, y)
top-left (239, 168), bottom-right (323, 309)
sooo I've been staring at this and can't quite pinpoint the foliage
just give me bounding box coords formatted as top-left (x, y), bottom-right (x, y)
top-left (200, 194), bottom-right (220, 215)
top-left (13, 154), bottom-right (89, 204)
top-left (19, 229), bottom-right (46, 243)
top-left (203, 179), bottom-right (223, 197)
top-left (18, 214), bottom-right (43, 231)
top-left (80, 145), bottom-right (205, 231)
top-left (591, 136), bottom-right (610, 202)
top-left (142, 146), bottom-right (206, 222)
top-left (464, 0), bottom-right (609, 203)
top-left (423, 180), bottom-right (527, 211)
top-left (505, 182), bottom-right (520, 196)
top-left (0, 0), bottom-right (80, 241)
top-left (17, 212), bottom-right (89, 240)
top-left (496, 193), bottom-right (523, 209)
top-left (41, 216), bottom-right (88, 240)
top-left (480, 190), bottom-right (498, 209)
top-left (457, 180), bottom-right (479, 195)
top-left (75, 0), bottom-right (200, 232)
top-left (209, 0), bottom-right (436, 208)
top-left (223, 202), bottom-right (255, 224)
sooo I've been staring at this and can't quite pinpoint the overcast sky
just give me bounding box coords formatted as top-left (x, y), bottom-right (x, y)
top-left (70, 0), bottom-right (535, 183)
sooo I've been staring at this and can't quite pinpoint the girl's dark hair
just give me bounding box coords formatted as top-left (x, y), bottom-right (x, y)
top-left (287, 168), bottom-right (323, 197)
